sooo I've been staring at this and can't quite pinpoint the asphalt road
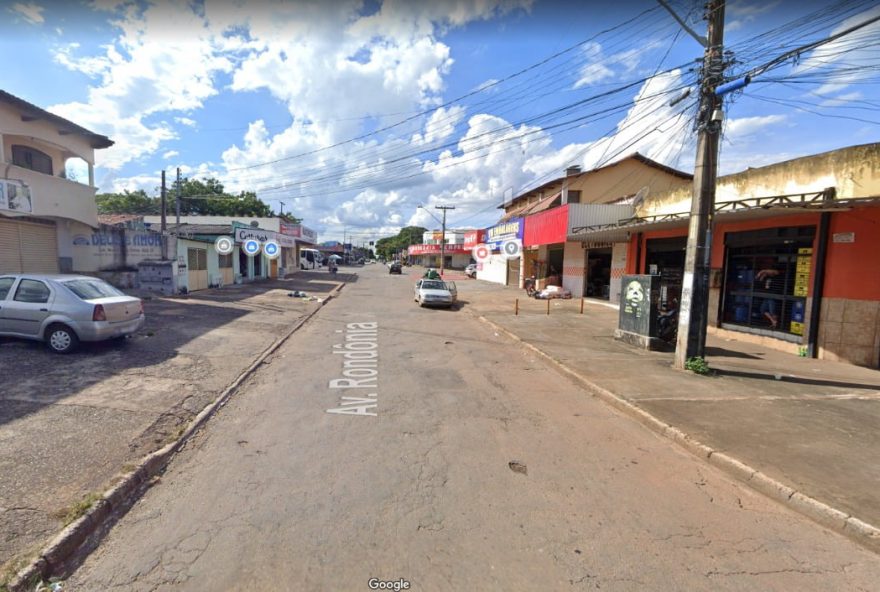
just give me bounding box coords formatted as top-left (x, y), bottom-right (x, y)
top-left (66, 265), bottom-right (880, 591)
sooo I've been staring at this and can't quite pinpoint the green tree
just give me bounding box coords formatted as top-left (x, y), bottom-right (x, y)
top-left (375, 226), bottom-right (427, 260)
top-left (95, 189), bottom-right (160, 215)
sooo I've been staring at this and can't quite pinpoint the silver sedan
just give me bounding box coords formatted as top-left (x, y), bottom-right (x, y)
top-left (413, 279), bottom-right (458, 308)
top-left (0, 274), bottom-right (145, 353)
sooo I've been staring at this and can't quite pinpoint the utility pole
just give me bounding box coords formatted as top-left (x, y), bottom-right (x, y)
top-left (674, 0), bottom-right (726, 369)
top-left (279, 201), bottom-right (286, 216)
top-left (175, 167), bottom-right (181, 230)
top-left (436, 205), bottom-right (455, 276)
top-left (160, 170), bottom-right (167, 260)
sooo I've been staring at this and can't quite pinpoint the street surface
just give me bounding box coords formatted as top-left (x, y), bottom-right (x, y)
top-left (67, 265), bottom-right (880, 591)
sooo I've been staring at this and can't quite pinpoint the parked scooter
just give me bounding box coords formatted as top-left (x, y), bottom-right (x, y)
top-left (657, 299), bottom-right (679, 342)
top-left (523, 276), bottom-right (537, 298)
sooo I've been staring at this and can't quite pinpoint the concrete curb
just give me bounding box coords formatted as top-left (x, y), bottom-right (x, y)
top-left (7, 283), bottom-right (345, 592)
top-left (474, 312), bottom-right (880, 556)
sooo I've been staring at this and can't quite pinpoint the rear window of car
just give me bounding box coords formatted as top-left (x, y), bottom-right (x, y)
top-left (62, 279), bottom-right (125, 300)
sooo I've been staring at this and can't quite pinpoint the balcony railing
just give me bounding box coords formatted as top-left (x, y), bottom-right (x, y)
top-left (2, 162), bottom-right (98, 226)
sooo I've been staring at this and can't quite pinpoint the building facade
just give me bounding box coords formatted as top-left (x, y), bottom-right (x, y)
top-left (0, 90), bottom-right (113, 274)
top-left (577, 143), bottom-right (880, 368)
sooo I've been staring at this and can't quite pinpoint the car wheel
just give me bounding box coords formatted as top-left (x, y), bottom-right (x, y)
top-left (46, 324), bottom-right (79, 354)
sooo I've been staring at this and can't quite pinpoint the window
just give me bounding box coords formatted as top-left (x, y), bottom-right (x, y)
top-left (14, 279), bottom-right (50, 303)
top-left (188, 248), bottom-right (207, 271)
top-left (722, 227), bottom-right (815, 336)
top-left (0, 277), bottom-right (14, 300)
top-left (567, 190), bottom-right (581, 204)
top-left (219, 253), bottom-right (233, 268)
top-left (63, 279), bottom-right (123, 299)
top-left (11, 145), bottom-right (53, 175)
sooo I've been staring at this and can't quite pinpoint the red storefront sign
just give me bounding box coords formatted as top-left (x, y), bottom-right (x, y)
top-left (524, 205), bottom-right (569, 247)
top-left (408, 243), bottom-right (471, 256)
top-left (463, 229), bottom-right (487, 247)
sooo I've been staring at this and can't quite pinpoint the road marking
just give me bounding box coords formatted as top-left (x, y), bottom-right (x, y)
top-left (327, 322), bottom-right (379, 417)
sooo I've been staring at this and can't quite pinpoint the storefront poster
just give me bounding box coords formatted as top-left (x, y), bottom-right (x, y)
top-left (0, 180), bottom-right (33, 213)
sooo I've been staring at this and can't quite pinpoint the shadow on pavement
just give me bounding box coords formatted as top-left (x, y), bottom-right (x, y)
top-left (713, 368), bottom-right (880, 391)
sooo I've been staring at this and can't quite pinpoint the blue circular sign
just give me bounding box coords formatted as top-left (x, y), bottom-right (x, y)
top-left (243, 239), bottom-right (261, 256)
top-left (263, 240), bottom-right (280, 259)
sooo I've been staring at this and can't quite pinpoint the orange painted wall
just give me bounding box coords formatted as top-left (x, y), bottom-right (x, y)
top-left (622, 208), bottom-right (880, 302)
top-left (823, 207), bottom-right (880, 300)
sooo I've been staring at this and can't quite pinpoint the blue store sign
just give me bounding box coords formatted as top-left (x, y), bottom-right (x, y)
top-left (486, 218), bottom-right (523, 250)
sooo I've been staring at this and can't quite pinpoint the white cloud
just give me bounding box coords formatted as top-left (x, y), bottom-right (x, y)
top-left (175, 116), bottom-right (197, 127)
top-left (49, 0), bottom-right (235, 170)
top-left (725, 114), bottom-right (787, 138)
top-left (574, 40), bottom-right (663, 89)
top-left (795, 5), bottom-right (880, 96)
top-left (411, 105), bottom-right (466, 145)
top-left (10, 2), bottom-right (44, 25)
top-left (727, 1), bottom-right (781, 33)
top-left (162, 150), bottom-right (179, 159)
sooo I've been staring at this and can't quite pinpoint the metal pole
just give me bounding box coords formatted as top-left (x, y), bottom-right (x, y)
top-left (674, 0), bottom-right (726, 369)
top-left (160, 170), bottom-right (167, 260)
top-left (175, 167), bottom-right (181, 230)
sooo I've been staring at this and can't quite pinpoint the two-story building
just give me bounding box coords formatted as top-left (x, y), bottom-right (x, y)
top-left (487, 153), bottom-right (692, 301)
top-left (0, 90), bottom-right (113, 274)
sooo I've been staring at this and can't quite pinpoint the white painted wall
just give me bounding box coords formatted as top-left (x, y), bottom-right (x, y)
top-left (477, 254), bottom-right (508, 285)
top-left (563, 241), bottom-right (584, 297)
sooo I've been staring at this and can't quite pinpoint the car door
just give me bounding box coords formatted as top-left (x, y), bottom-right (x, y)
top-left (3, 278), bottom-right (54, 336)
top-left (446, 281), bottom-right (457, 301)
top-left (0, 276), bottom-right (17, 333)
top-left (414, 280), bottom-right (422, 301)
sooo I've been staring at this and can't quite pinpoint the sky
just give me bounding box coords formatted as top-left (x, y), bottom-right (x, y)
top-left (2, 0), bottom-right (879, 244)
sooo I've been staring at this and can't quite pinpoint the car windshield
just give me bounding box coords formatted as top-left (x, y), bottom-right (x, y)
top-left (62, 278), bottom-right (125, 300)
top-left (421, 280), bottom-right (447, 290)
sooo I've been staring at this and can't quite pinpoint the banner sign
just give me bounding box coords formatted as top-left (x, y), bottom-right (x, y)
top-left (0, 180), bottom-right (33, 213)
top-left (486, 218), bottom-right (523, 250)
top-left (408, 244), bottom-right (471, 256)
top-left (463, 229), bottom-right (487, 247)
top-left (280, 222), bottom-right (318, 244)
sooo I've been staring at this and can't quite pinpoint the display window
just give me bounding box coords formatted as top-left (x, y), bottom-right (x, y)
top-left (721, 226), bottom-right (815, 336)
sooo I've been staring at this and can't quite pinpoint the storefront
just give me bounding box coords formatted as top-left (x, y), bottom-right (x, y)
top-left (281, 222), bottom-right (318, 274)
top-left (523, 205), bottom-right (568, 290)
top-left (407, 243), bottom-right (471, 269)
top-left (480, 218), bottom-right (524, 286)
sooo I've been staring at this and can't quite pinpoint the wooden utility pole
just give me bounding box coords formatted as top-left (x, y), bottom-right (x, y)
top-left (436, 205), bottom-right (455, 276)
top-left (674, 0), bottom-right (726, 369)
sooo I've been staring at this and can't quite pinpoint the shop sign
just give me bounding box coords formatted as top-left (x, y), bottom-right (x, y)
top-left (235, 227), bottom-right (276, 244)
top-left (486, 218), bottom-right (523, 249)
top-left (463, 229), bottom-right (486, 247)
top-left (0, 180), bottom-right (33, 213)
top-left (408, 243), bottom-right (470, 256)
top-left (832, 232), bottom-right (855, 243)
top-left (280, 222), bottom-right (318, 243)
top-left (276, 234), bottom-right (296, 248)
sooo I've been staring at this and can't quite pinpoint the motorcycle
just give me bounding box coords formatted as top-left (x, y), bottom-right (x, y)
top-left (523, 276), bottom-right (537, 298)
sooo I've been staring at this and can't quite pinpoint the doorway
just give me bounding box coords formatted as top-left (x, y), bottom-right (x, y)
top-left (584, 248), bottom-right (612, 299)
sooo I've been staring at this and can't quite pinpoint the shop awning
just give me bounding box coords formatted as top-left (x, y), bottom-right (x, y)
top-left (568, 192), bottom-right (880, 243)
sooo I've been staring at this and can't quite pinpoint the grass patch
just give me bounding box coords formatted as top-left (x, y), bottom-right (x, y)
top-left (60, 492), bottom-right (103, 527)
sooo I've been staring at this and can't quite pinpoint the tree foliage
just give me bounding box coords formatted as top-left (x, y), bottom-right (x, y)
top-left (95, 177), bottom-right (301, 221)
top-left (375, 226), bottom-right (427, 260)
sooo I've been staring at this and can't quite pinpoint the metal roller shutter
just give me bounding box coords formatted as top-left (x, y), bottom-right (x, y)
top-left (0, 218), bottom-right (59, 273)
top-left (0, 218), bottom-right (23, 273)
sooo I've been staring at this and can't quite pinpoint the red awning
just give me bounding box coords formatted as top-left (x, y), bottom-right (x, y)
top-left (524, 204), bottom-right (569, 247)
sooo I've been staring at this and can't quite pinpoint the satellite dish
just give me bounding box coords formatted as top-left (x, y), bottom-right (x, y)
top-left (250, 221), bottom-right (260, 227)
top-left (632, 186), bottom-right (649, 209)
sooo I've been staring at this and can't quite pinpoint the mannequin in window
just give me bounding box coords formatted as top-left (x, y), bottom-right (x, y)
top-left (756, 268), bottom-right (781, 329)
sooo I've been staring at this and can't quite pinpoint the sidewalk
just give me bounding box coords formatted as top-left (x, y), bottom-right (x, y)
top-left (0, 273), bottom-right (342, 580)
top-left (459, 278), bottom-right (880, 550)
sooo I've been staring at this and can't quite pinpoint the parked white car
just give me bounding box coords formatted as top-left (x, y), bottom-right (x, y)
top-left (0, 274), bottom-right (145, 353)
top-left (413, 279), bottom-right (457, 308)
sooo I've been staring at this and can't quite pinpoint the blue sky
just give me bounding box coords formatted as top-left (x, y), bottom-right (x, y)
top-left (2, 0), bottom-right (879, 243)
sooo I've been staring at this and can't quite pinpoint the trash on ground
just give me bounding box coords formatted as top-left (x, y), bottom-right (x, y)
top-left (535, 285), bottom-right (572, 299)
top-left (508, 460), bottom-right (528, 475)
top-left (288, 290), bottom-right (309, 298)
